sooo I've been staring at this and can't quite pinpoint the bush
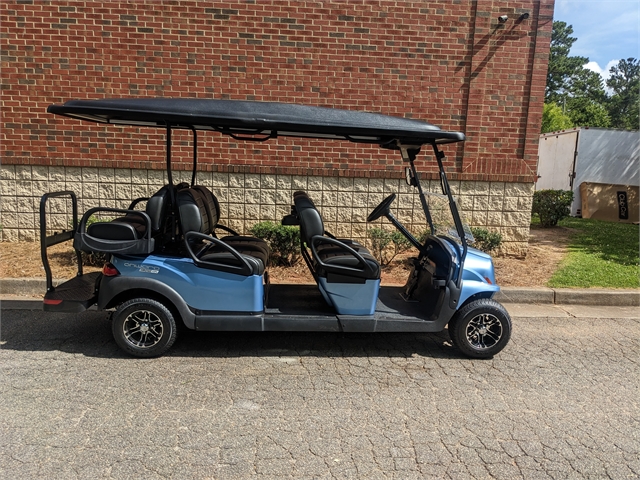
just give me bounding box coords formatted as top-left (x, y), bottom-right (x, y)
top-left (470, 227), bottom-right (503, 253)
top-left (531, 189), bottom-right (574, 227)
top-left (249, 221), bottom-right (300, 266)
top-left (368, 228), bottom-right (412, 266)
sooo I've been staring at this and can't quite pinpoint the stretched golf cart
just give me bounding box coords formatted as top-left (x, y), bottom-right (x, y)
top-left (40, 98), bottom-right (511, 359)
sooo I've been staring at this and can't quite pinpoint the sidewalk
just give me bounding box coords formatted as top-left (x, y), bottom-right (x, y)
top-left (1, 278), bottom-right (638, 312)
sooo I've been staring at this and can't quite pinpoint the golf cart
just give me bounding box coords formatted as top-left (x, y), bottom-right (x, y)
top-left (40, 98), bottom-right (511, 359)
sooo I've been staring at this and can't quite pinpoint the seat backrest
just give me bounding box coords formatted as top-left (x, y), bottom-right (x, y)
top-left (145, 185), bottom-right (171, 233)
top-left (191, 185), bottom-right (221, 233)
top-left (294, 192), bottom-right (324, 244)
top-left (177, 187), bottom-right (210, 235)
top-left (144, 182), bottom-right (189, 234)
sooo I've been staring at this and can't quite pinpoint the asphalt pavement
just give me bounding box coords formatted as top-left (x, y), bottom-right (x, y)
top-left (1, 306), bottom-right (638, 479)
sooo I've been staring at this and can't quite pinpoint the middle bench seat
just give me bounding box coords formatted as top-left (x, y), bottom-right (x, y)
top-left (177, 186), bottom-right (270, 275)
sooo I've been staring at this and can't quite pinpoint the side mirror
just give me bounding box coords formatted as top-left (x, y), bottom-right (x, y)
top-left (405, 167), bottom-right (417, 187)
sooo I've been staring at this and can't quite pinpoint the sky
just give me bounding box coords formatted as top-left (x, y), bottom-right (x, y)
top-left (554, 0), bottom-right (639, 82)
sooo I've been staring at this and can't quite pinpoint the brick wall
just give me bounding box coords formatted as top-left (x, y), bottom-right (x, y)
top-left (1, 0), bottom-right (553, 179)
top-left (0, 1), bottom-right (554, 254)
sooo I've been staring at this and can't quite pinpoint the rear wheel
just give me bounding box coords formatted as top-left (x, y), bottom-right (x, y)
top-left (448, 298), bottom-right (511, 359)
top-left (112, 298), bottom-right (177, 358)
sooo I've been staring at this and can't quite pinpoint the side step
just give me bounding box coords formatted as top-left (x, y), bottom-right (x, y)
top-left (43, 272), bottom-right (102, 313)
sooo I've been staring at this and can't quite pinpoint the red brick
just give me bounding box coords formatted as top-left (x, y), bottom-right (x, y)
top-left (0, 0), bottom-right (552, 183)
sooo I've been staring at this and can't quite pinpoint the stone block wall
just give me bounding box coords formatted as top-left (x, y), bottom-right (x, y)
top-left (1, 165), bottom-right (533, 255)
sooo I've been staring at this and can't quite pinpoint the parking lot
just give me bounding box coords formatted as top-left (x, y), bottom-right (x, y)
top-left (1, 309), bottom-right (639, 479)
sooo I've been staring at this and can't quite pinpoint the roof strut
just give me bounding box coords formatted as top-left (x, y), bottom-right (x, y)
top-left (166, 124), bottom-right (177, 243)
top-left (399, 144), bottom-right (435, 236)
top-left (431, 143), bottom-right (467, 288)
top-left (190, 126), bottom-right (197, 187)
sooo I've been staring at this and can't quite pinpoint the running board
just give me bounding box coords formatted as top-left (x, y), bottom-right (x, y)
top-left (43, 272), bottom-right (102, 313)
top-left (193, 312), bottom-right (442, 333)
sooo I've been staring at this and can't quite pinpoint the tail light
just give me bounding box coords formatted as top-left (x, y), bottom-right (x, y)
top-left (102, 263), bottom-right (120, 276)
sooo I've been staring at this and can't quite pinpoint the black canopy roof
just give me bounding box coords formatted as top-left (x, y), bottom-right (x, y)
top-left (48, 98), bottom-right (465, 146)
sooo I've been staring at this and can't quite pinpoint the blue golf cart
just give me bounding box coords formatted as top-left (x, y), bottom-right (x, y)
top-left (40, 98), bottom-right (511, 358)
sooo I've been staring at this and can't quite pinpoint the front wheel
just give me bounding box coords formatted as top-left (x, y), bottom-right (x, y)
top-left (112, 298), bottom-right (178, 358)
top-left (448, 298), bottom-right (511, 359)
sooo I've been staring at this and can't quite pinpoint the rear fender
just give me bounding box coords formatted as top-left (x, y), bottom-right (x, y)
top-left (98, 276), bottom-right (196, 329)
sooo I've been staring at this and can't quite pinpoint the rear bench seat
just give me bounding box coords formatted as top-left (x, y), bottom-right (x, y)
top-left (75, 184), bottom-right (181, 255)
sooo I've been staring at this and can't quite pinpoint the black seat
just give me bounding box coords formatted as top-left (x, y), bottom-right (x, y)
top-left (75, 184), bottom-right (182, 254)
top-left (294, 191), bottom-right (380, 281)
top-left (290, 191), bottom-right (366, 254)
top-left (88, 184), bottom-right (177, 240)
top-left (190, 185), bottom-right (271, 259)
top-left (177, 187), bottom-right (269, 275)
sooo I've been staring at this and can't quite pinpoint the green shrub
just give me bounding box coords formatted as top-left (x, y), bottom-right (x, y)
top-left (470, 227), bottom-right (503, 253)
top-left (368, 228), bottom-right (412, 266)
top-left (249, 221), bottom-right (300, 266)
top-left (531, 189), bottom-right (574, 227)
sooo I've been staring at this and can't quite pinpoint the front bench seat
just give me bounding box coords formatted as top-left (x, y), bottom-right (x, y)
top-left (294, 192), bottom-right (380, 281)
top-left (290, 191), bottom-right (367, 255)
top-left (293, 191), bottom-right (381, 315)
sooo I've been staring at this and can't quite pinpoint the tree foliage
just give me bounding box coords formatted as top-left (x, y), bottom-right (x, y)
top-left (544, 22), bottom-right (638, 132)
top-left (541, 103), bottom-right (573, 133)
top-left (606, 58), bottom-right (640, 130)
top-left (565, 97), bottom-right (611, 128)
top-left (546, 22), bottom-right (589, 104)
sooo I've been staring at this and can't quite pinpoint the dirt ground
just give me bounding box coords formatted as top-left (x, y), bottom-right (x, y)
top-left (0, 226), bottom-right (573, 288)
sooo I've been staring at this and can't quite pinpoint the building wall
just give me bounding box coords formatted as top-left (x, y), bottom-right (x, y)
top-left (0, 0), bottom-right (553, 255)
top-left (1, 164), bottom-right (534, 255)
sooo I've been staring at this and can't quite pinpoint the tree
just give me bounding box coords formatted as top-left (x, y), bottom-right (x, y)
top-left (546, 22), bottom-right (589, 104)
top-left (545, 21), bottom-right (611, 130)
top-left (565, 97), bottom-right (611, 128)
top-left (607, 58), bottom-right (640, 130)
top-left (541, 103), bottom-right (573, 133)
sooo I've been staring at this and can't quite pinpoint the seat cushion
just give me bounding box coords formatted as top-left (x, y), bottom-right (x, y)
top-left (221, 235), bottom-right (271, 259)
top-left (200, 250), bottom-right (265, 276)
top-left (87, 217), bottom-right (146, 241)
top-left (317, 250), bottom-right (381, 279)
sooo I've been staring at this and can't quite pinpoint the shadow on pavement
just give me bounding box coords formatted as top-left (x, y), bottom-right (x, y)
top-left (0, 309), bottom-right (463, 360)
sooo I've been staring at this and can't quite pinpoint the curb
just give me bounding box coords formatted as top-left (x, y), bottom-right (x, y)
top-left (1, 278), bottom-right (638, 309)
top-left (494, 287), bottom-right (639, 307)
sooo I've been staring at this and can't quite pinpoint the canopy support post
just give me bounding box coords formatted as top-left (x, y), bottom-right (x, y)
top-left (190, 127), bottom-right (198, 187)
top-left (399, 144), bottom-right (435, 236)
top-left (431, 143), bottom-right (467, 288)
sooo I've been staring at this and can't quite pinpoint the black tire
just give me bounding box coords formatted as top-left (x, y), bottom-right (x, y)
top-left (112, 298), bottom-right (177, 358)
top-left (448, 298), bottom-right (511, 359)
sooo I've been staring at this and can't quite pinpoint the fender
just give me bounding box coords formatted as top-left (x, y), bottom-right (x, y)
top-left (98, 275), bottom-right (196, 329)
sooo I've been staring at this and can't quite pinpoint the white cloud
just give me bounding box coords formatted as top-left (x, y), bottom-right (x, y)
top-left (584, 60), bottom-right (619, 83)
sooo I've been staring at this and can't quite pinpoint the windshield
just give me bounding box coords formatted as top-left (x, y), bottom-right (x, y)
top-left (425, 192), bottom-right (475, 244)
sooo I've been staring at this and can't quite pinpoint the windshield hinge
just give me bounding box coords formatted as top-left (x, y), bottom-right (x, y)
top-left (397, 142), bottom-right (422, 162)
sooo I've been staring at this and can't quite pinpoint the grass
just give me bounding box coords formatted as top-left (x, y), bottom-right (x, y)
top-left (545, 217), bottom-right (639, 289)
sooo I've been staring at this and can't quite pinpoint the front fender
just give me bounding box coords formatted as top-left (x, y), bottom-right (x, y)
top-left (458, 247), bottom-right (500, 307)
top-left (98, 275), bottom-right (196, 329)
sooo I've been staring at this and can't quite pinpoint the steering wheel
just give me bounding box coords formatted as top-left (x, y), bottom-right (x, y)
top-left (367, 193), bottom-right (396, 222)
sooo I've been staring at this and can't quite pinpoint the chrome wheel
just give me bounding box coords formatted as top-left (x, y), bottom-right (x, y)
top-left (112, 298), bottom-right (177, 357)
top-left (123, 309), bottom-right (164, 348)
top-left (448, 298), bottom-right (512, 359)
top-left (465, 313), bottom-right (503, 350)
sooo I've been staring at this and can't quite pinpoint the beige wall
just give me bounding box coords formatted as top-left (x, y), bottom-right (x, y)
top-left (1, 165), bottom-right (533, 256)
